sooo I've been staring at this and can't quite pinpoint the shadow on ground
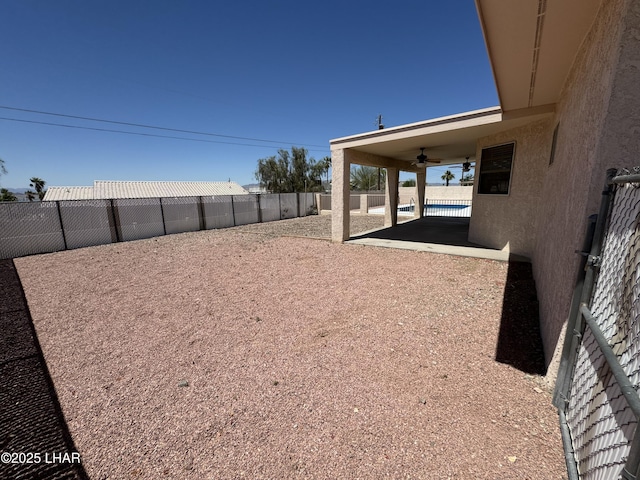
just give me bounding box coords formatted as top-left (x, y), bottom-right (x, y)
top-left (0, 259), bottom-right (89, 480)
top-left (494, 261), bottom-right (547, 375)
top-left (352, 217), bottom-right (490, 248)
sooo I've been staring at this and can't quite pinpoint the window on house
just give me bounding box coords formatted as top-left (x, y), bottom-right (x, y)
top-left (478, 142), bottom-right (515, 195)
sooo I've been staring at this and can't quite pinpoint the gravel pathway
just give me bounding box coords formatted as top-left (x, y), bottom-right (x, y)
top-left (13, 215), bottom-right (566, 479)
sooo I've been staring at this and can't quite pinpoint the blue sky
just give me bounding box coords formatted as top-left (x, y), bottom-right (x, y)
top-left (0, 0), bottom-right (498, 189)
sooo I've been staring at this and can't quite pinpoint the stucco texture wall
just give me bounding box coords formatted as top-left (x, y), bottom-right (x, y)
top-left (468, 119), bottom-right (552, 257)
top-left (424, 185), bottom-right (473, 201)
top-left (533, 0), bottom-right (640, 379)
top-left (398, 185), bottom-right (473, 205)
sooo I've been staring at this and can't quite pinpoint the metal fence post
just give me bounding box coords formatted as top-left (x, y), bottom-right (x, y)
top-left (230, 195), bottom-right (236, 226)
top-left (197, 196), bottom-right (206, 231)
top-left (55, 201), bottom-right (68, 251)
top-left (257, 194), bottom-right (263, 224)
top-left (109, 199), bottom-right (121, 242)
top-left (159, 197), bottom-right (167, 235)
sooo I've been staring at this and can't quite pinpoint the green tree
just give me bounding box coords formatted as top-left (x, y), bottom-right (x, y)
top-left (0, 188), bottom-right (17, 202)
top-left (255, 147), bottom-right (324, 193)
top-left (350, 166), bottom-right (386, 191)
top-left (316, 156), bottom-right (331, 187)
top-left (441, 170), bottom-right (455, 187)
top-left (0, 159), bottom-right (14, 201)
top-left (25, 190), bottom-right (36, 201)
top-left (29, 177), bottom-right (47, 200)
top-left (402, 178), bottom-right (416, 187)
top-left (461, 173), bottom-right (474, 184)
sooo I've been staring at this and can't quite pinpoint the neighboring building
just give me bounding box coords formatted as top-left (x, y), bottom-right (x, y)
top-left (243, 183), bottom-right (268, 194)
top-left (330, 0), bottom-right (640, 380)
top-left (44, 180), bottom-right (248, 201)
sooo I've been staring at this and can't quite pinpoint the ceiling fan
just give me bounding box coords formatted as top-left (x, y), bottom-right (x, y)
top-left (411, 147), bottom-right (441, 168)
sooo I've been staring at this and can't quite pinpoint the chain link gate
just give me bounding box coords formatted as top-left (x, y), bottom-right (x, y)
top-left (554, 167), bottom-right (640, 479)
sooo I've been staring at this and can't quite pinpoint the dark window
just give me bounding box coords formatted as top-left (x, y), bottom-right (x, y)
top-left (478, 142), bottom-right (515, 195)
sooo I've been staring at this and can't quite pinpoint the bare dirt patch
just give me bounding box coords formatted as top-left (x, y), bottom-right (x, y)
top-left (15, 218), bottom-right (565, 479)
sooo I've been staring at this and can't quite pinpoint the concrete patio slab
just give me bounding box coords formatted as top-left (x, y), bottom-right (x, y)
top-left (347, 216), bottom-right (529, 262)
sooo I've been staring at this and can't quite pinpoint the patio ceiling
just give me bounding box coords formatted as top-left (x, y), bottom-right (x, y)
top-left (476, 0), bottom-right (601, 112)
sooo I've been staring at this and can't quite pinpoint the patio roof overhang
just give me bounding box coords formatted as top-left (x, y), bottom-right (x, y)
top-left (329, 104), bottom-right (554, 169)
top-left (475, 0), bottom-right (601, 113)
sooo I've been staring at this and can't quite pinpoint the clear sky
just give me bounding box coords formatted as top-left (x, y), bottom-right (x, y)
top-left (0, 0), bottom-right (498, 190)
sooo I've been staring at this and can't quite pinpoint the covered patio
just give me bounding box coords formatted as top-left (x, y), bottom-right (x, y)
top-left (329, 106), bottom-right (553, 252)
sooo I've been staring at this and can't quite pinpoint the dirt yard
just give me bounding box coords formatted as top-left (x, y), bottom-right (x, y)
top-left (14, 215), bottom-right (566, 479)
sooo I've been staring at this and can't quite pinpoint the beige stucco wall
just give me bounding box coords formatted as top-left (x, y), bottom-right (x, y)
top-left (532, 0), bottom-right (640, 380)
top-left (468, 118), bottom-right (553, 257)
top-left (424, 185), bottom-right (473, 201)
top-left (398, 185), bottom-right (473, 204)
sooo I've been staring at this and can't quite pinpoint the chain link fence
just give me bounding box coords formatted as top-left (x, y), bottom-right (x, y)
top-left (0, 193), bottom-right (317, 260)
top-left (554, 167), bottom-right (640, 479)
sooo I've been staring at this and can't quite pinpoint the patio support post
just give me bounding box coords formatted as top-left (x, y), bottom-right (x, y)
top-left (385, 167), bottom-right (399, 227)
top-left (415, 170), bottom-right (426, 218)
top-left (360, 194), bottom-right (368, 214)
top-left (331, 148), bottom-right (350, 242)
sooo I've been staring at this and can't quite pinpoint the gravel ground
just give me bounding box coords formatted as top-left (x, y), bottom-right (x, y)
top-left (15, 215), bottom-right (566, 479)
top-left (231, 213), bottom-right (387, 238)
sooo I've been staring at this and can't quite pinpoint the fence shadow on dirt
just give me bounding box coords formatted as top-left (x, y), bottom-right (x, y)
top-left (494, 260), bottom-right (547, 375)
top-left (0, 259), bottom-right (89, 480)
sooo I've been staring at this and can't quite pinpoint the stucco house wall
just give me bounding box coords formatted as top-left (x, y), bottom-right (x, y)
top-left (468, 118), bottom-right (552, 257)
top-left (532, 0), bottom-right (640, 377)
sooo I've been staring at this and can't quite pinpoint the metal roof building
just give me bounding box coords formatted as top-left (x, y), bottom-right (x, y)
top-left (43, 181), bottom-right (248, 201)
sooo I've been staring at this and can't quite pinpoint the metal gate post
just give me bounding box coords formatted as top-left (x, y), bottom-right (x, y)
top-left (552, 214), bottom-right (597, 409)
top-left (553, 168), bottom-right (618, 480)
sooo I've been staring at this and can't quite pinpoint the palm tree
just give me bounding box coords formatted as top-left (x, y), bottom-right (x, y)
top-left (0, 158), bottom-right (6, 177)
top-left (321, 156), bottom-right (331, 187)
top-left (29, 177), bottom-right (46, 200)
top-left (350, 166), bottom-right (385, 191)
top-left (441, 170), bottom-right (455, 187)
top-left (25, 190), bottom-right (36, 202)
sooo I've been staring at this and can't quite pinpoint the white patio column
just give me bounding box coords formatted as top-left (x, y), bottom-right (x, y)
top-left (415, 170), bottom-right (426, 218)
top-left (384, 167), bottom-right (399, 227)
top-left (331, 148), bottom-right (350, 242)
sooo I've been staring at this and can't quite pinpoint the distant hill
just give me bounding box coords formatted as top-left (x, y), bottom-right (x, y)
top-left (2, 188), bottom-right (33, 202)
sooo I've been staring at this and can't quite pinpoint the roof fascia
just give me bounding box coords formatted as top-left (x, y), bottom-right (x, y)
top-left (331, 107), bottom-right (503, 149)
top-left (474, 0), bottom-right (504, 109)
